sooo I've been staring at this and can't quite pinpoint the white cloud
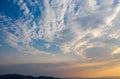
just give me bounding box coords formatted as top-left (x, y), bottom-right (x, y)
top-left (44, 43), bottom-right (51, 49)
top-left (0, 0), bottom-right (120, 60)
top-left (60, 45), bottom-right (71, 53)
top-left (21, 3), bottom-right (30, 15)
top-left (14, 0), bottom-right (30, 15)
top-left (4, 30), bottom-right (55, 56)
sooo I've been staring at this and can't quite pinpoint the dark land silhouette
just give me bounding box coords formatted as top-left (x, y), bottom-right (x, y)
top-left (0, 74), bottom-right (60, 79)
top-left (0, 74), bottom-right (120, 79)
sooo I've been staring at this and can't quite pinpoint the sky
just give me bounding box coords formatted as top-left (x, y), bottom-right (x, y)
top-left (0, 0), bottom-right (120, 78)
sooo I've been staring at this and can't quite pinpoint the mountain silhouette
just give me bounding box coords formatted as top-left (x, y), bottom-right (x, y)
top-left (0, 74), bottom-right (120, 79)
top-left (0, 74), bottom-right (60, 79)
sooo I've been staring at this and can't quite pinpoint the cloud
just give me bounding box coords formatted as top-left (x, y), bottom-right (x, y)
top-left (14, 0), bottom-right (30, 15)
top-left (0, 0), bottom-right (120, 61)
top-left (44, 43), bottom-right (51, 49)
top-left (84, 47), bottom-right (112, 60)
top-left (60, 45), bottom-right (71, 53)
top-left (112, 48), bottom-right (120, 54)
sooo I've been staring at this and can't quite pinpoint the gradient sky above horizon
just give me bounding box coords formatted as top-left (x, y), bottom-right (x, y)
top-left (0, 0), bottom-right (120, 78)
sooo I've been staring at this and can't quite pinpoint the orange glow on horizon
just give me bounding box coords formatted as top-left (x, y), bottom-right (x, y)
top-left (58, 62), bottom-right (120, 78)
